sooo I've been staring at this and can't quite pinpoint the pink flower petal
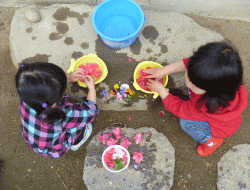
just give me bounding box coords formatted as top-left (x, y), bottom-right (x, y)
top-left (133, 133), bottom-right (143, 144)
top-left (128, 58), bottom-right (133, 62)
top-left (98, 134), bottom-right (109, 145)
top-left (106, 138), bottom-right (118, 146)
top-left (128, 117), bottom-right (131, 122)
top-left (107, 160), bottom-right (116, 169)
top-left (120, 137), bottom-right (132, 149)
top-left (159, 111), bottom-right (165, 117)
top-left (148, 131), bottom-right (152, 134)
top-left (104, 151), bottom-right (113, 163)
top-left (112, 127), bottom-right (123, 139)
top-left (132, 152), bottom-right (144, 164)
top-left (110, 147), bottom-right (115, 153)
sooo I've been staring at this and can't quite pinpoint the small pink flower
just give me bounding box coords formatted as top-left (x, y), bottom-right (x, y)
top-left (112, 128), bottom-right (123, 139)
top-left (106, 138), bottom-right (118, 146)
top-left (107, 160), bottom-right (116, 169)
top-left (148, 131), bottom-right (152, 134)
top-left (104, 151), bottom-right (113, 163)
top-left (116, 92), bottom-right (122, 101)
top-left (108, 133), bottom-right (113, 137)
top-left (132, 152), bottom-right (144, 164)
top-left (133, 133), bottom-right (143, 144)
top-left (128, 58), bottom-right (133, 62)
top-left (159, 111), bottom-right (165, 117)
top-left (109, 147), bottom-right (115, 153)
top-left (120, 137), bottom-right (132, 149)
top-left (98, 134), bottom-right (109, 145)
top-left (128, 117), bottom-right (131, 122)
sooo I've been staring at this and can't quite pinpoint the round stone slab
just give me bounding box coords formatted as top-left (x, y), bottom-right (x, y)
top-left (217, 144), bottom-right (250, 190)
top-left (83, 127), bottom-right (175, 190)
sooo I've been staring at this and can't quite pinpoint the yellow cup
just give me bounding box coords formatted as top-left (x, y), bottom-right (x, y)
top-left (133, 61), bottom-right (168, 99)
top-left (67, 53), bottom-right (108, 88)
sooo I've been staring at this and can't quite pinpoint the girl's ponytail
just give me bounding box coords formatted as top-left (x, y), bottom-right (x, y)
top-left (42, 104), bottom-right (66, 126)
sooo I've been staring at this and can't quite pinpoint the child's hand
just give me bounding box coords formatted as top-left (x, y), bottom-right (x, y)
top-left (145, 68), bottom-right (165, 79)
top-left (68, 68), bottom-right (85, 82)
top-left (83, 75), bottom-right (95, 90)
top-left (147, 79), bottom-right (169, 99)
top-left (147, 79), bottom-right (165, 93)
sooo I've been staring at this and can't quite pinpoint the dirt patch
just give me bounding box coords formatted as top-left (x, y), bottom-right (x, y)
top-left (0, 7), bottom-right (250, 190)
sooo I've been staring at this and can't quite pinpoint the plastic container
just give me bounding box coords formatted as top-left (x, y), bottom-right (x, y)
top-left (133, 61), bottom-right (169, 99)
top-left (102, 145), bottom-right (130, 173)
top-left (92, 0), bottom-right (145, 49)
top-left (66, 53), bottom-right (108, 88)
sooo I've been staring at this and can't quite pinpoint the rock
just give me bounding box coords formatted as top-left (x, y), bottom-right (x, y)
top-left (10, 4), bottom-right (224, 111)
top-left (83, 127), bottom-right (175, 190)
top-left (25, 8), bottom-right (41, 23)
top-left (217, 144), bottom-right (250, 190)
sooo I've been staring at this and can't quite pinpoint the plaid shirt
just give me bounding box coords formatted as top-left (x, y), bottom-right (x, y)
top-left (19, 95), bottom-right (99, 158)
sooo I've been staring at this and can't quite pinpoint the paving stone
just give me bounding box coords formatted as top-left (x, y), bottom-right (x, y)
top-left (217, 144), bottom-right (250, 190)
top-left (10, 4), bottom-right (224, 110)
top-left (83, 126), bottom-right (175, 189)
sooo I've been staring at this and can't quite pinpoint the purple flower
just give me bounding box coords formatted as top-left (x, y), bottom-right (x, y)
top-left (120, 87), bottom-right (126, 94)
top-left (102, 90), bottom-right (108, 97)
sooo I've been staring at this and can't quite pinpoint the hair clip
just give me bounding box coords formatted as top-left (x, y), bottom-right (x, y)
top-left (42, 103), bottom-right (47, 108)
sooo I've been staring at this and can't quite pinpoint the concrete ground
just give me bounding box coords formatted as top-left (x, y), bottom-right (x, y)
top-left (0, 6), bottom-right (250, 190)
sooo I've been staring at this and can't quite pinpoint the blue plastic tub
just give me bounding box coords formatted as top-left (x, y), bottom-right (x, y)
top-left (92, 0), bottom-right (145, 49)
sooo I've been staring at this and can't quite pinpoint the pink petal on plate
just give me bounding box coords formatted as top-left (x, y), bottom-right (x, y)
top-left (134, 165), bottom-right (138, 169)
top-left (159, 111), bottom-right (165, 117)
top-left (133, 133), bottom-right (143, 144)
top-left (106, 138), bottom-right (118, 147)
top-left (120, 137), bottom-right (132, 149)
top-left (132, 152), bottom-right (144, 164)
top-left (148, 131), bottom-right (152, 134)
top-left (107, 160), bottom-right (116, 169)
top-left (128, 117), bottom-right (131, 122)
top-left (112, 127), bottom-right (123, 139)
top-left (104, 151), bottom-right (113, 163)
top-left (128, 58), bottom-right (133, 62)
top-left (110, 147), bottom-right (115, 153)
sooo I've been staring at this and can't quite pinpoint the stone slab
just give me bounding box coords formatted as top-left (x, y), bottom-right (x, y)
top-left (83, 127), bottom-right (175, 190)
top-left (10, 4), bottom-right (224, 110)
top-left (217, 144), bottom-right (250, 190)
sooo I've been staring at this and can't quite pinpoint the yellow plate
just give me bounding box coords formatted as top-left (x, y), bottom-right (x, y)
top-left (67, 53), bottom-right (108, 88)
top-left (133, 61), bottom-right (168, 99)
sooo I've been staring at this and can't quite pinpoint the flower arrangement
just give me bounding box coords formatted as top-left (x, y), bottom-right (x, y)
top-left (100, 127), bottom-right (145, 171)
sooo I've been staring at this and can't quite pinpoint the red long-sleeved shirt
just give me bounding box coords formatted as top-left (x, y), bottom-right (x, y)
top-left (162, 58), bottom-right (248, 137)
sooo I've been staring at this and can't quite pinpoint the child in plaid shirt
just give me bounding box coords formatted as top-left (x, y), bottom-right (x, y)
top-left (15, 62), bottom-right (99, 158)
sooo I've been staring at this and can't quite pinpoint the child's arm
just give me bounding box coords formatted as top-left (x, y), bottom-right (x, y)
top-left (83, 75), bottom-right (96, 103)
top-left (145, 60), bottom-right (186, 79)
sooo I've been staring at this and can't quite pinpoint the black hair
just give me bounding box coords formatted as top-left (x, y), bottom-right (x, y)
top-left (187, 42), bottom-right (243, 113)
top-left (15, 62), bottom-right (67, 126)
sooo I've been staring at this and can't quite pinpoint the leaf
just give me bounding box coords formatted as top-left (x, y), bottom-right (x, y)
top-left (114, 162), bottom-right (124, 170)
top-left (114, 159), bottom-right (121, 164)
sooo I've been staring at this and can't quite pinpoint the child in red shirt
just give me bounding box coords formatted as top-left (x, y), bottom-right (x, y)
top-left (146, 42), bottom-right (248, 156)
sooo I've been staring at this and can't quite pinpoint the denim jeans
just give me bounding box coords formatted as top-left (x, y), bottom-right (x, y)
top-left (179, 88), bottom-right (212, 144)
